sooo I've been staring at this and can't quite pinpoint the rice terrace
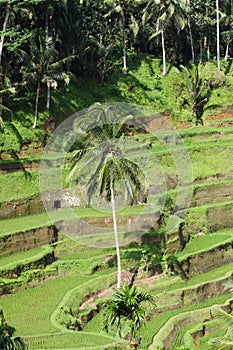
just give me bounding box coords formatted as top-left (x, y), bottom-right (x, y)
top-left (1, 1), bottom-right (233, 349)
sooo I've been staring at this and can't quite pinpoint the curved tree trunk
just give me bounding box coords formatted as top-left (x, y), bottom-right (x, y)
top-left (110, 184), bottom-right (121, 288)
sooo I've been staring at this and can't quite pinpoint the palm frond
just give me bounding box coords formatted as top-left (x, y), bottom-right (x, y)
top-left (211, 307), bottom-right (233, 327)
top-left (209, 338), bottom-right (233, 350)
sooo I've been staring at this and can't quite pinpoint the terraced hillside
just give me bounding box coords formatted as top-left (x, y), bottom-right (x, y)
top-left (0, 113), bottom-right (233, 350)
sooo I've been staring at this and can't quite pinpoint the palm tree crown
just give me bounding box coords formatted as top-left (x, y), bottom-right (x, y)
top-left (103, 283), bottom-right (156, 345)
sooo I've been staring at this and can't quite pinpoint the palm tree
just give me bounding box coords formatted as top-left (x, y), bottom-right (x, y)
top-left (144, 0), bottom-right (188, 75)
top-left (179, 64), bottom-right (209, 125)
top-left (0, 307), bottom-right (26, 349)
top-left (222, 0), bottom-right (233, 61)
top-left (209, 306), bottom-right (233, 349)
top-left (21, 29), bottom-right (69, 128)
top-left (103, 283), bottom-right (156, 348)
top-left (67, 104), bottom-right (148, 288)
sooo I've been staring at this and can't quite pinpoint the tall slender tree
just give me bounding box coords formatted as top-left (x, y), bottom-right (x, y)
top-left (144, 0), bottom-right (188, 75)
top-left (67, 104), bottom-right (148, 288)
top-left (0, 3), bottom-right (10, 119)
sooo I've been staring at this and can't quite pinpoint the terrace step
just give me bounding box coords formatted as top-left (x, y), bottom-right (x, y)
top-left (0, 245), bottom-right (55, 279)
top-left (0, 214), bottom-right (57, 257)
top-left (147, 296), bottom-right (233, 350)
top-left (175, 229), bottom-right (233, 279)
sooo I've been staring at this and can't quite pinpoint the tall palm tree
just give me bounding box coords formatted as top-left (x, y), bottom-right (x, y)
top-left (0, 308), bottom-right (26, 350)
top-left (103, 283), bottom-right (156, 348)
top-left (144, 0), bottom-right (188, 75)
top-left (67, 104), bottom-right (148, 288)
top-left (21, 30), bottom-right (69, 128)
top-left (222, 0), bottom-right (233, 61)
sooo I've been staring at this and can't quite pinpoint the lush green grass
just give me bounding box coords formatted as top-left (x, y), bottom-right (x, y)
top-left (176, 230), bottom-right (233, 261)
top-left (0, 170), bottom-right (40, 203)
top-left (0, 275), bottom-right (91, 335)
top-left (0, 212), bottom-right (52, 237)
top-left (26, 332), bottom-right (126, 349)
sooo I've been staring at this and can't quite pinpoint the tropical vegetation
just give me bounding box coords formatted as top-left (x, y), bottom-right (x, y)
top-left (0, 1), bottom-right (233, 349)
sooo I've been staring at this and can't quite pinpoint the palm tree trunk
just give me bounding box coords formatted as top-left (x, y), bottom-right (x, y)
top-left (161, 27), bottom-right (166, 76)
top-left (224, 30), bottom-right (231, 61)
top-left (216, 0), bottom-right (221, 71)
top-left (0, 9), bottom-right (10, 118)
top-left (110, 184), bottom-right (121, 288)
top-left (121, 4), bottom-right (127, 75)
top-left (33, 79), bottom-right (41, 128)
top-left (46, 81), bottom-right (50, 109)
top-left (187, 17), bottom-right (195, 62)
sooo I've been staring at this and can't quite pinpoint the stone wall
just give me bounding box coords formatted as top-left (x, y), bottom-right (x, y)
top-left (192, 183), bottom-right (233, 206)
top-left (0, 226), bottom-right (58, 257)
top-left (178, 241), bottom-right (233, 279)
top-left (0, 195), bottom-right (44, 219)
top-left (207, 205), bottom-right (233, 232)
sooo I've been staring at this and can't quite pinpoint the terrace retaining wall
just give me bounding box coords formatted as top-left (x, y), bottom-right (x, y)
top-left (0, 195), bottom-right (44, 219)
top-left (0, 226), bottom-right (58, 257)
top-left (0, 249), bottom-right (55, 278)
top-left (177, 241), bottom-right (233, 279)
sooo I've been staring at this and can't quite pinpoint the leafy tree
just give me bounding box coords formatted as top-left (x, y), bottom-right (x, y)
top-left (67, 104), bottom-right (148, 288)
top-left (0, 307), bottom-right (26, 349)
top-left (103, 283), bottom-right (156, 348)
top-left (0, 0), bottom-right (36, 118)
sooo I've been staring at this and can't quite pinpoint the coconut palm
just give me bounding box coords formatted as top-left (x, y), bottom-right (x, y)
top-left (21, 29), bottom-right (69, 128)
top-left (103, 283), bottom-right (156, 348)
top-left (143, 0), bottom-right (188, 75)
top-left (0, 307), bottom-right (26, 350)
top-left (67, 104), bottom-right (148, 288)
top-left (222, 0), bottom-right (233, 61)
